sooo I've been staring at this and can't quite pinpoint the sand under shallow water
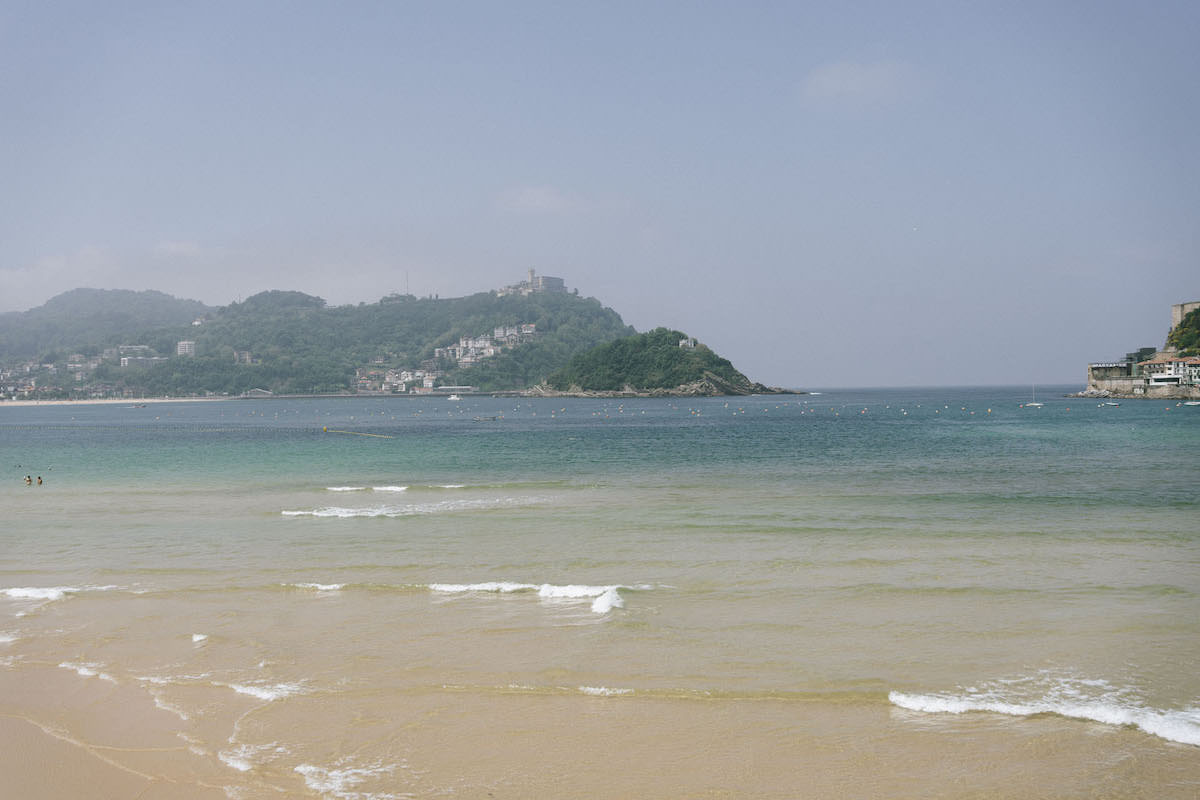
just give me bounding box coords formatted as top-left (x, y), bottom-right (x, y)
top-left (2, 390), bottom-right (1198, 797)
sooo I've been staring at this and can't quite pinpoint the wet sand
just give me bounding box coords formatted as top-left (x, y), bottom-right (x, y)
top-left (3, 661), bottom-right (1199, 798)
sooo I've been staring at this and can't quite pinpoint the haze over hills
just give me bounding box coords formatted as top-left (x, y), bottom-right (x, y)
top-left (0, 289), bottom-right (215, 361)
top-left (0, 284), bottom-right (659, 397)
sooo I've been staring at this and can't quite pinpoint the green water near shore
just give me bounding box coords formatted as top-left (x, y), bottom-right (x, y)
top-left (2, 387), bottom-right (1198, 796)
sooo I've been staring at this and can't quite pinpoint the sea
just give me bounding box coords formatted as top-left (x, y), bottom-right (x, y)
top-left (1, 387), bottom-right (1198, 798)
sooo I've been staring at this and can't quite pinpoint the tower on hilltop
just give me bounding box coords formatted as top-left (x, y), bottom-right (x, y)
top-left (496, 269), bottom-right (567, 297)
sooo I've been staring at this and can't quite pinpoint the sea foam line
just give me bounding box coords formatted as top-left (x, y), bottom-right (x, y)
top-left (428, 582), bottom-right (643, 614)
top-left (219, 681), bottom-right (306, 702)
top-left (889, 689), bottom-right (1200, 747)
top-left (283, 496), bottom-right (544, 518)
top-left (2, 585), bottom-right (121, 602)
top-left (579, 686), bottom-right (633, 697)
top-left (284, 582), bottom-right (346, 592)
top-left (218, 742), bottom-right (289, 773)
top-left (325, 485), bottom-right (407, 492)
top-left (59, 661), bottom-right (117, 683)
top-left (294, 759), bottom-right (401, 798)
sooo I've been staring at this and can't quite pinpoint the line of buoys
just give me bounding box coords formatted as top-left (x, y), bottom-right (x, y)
top-left (322, 428), bottom-right (394, 439)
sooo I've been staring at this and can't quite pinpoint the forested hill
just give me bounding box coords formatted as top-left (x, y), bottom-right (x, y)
top-left (2, 288), bottom-right (634, 395)
top-left (545, 327), bottom-right (778, 395)
top-left (0, 289), bottom-right (214, 362)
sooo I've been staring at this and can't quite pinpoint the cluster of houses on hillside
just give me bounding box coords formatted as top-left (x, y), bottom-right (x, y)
top-left (1, 344), bottom-right (175, 398)
top-left (5, 270), bottom-right (571, 400)
top-left (1085, 301), bottom-right (1200, 398)
top-left (355, 322), bottom-right (539, 394)
top-left (434, 324), bottom-right (538, 367)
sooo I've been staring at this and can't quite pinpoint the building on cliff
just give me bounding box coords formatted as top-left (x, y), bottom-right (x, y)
top-left (1084, 300), bottom-right (1200, 398)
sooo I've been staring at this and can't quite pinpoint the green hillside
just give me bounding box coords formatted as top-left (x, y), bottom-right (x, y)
top-left (0, 289), bottom-right (214, 362)
top-left (1167, 307), bottom-right (1200, 356)
top-left (2, 288), bottom-right (633, 396)
top-left (546, 327), bottom-right (770, 395)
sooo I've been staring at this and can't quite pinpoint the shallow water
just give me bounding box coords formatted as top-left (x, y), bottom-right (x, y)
top-left (2, 388), bottom-right (1198, 797)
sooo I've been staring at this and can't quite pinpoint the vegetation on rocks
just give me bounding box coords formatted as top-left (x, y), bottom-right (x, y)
top-left (544, 327), bottom-right (778, 395)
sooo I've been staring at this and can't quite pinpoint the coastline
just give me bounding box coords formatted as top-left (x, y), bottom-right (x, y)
top-left (0, 396), bottom-right (229, 408)
top-left (1069, 386), bottom-right (1200, 401)
top-left (521, 382), bottom-right (803, 399)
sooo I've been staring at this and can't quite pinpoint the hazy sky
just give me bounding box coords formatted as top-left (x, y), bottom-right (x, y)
top-left (2, 2), bottom-right (1197, 387)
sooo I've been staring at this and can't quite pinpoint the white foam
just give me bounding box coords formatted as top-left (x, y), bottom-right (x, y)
top-left (286, 583), bottom-right (345, 592)
top-left (579, 686), bottom-right (633, 697)
top-left (4, 586), bottom-right (77, 601)
top-left (282, 497), bottom-right (543, 518)
top-left (294, 760), bottom-right (397, 798)
top-left (590, 587), bottom-right (624, 614)
top-left (430, 581), bottom-right (536, 594)
top-left (326, 486), bottom-right (367, 492)
top-left (429, 582), bottom-right (634, 614)
top-left (192, 633), bottom-right (208, 643)
top-left (3, 585), bottom-right (121, 602)
top-left (59, 661), bottom-right (117, 683)
top-left (372, 485), bottom-right (408, 492)
top-left (137, 671), bottom-right (210, 686)
top-left (438, 484), bottom-right (466, 489)
top-left (222, 681), bottom-right (305, 701)
top-left (152, 693), bottom-right (190, 721)
top-left (219, 749), bottom-right (254, 772)
top-left (0, 634), bottom-right (16, 644)
top-left (218, 742), bottom-right (288, 773)
top-left (890, 680), bottom-right (1200, 747)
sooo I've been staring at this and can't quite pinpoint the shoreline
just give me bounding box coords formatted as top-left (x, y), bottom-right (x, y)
top-left (0, 396), bottom-right (229, 408)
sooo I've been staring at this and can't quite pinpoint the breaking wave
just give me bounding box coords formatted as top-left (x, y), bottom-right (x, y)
top-left (2, 585), bottom-right (121, 602)
top-left (284, 582), bottom-right (346, 592)
top-left (890, 672), bottom-right (1200, 746)
top-left (429, 582), bottom-right (645, 614)
top-left (59, 661), bottom-right (117, 683)
top-left (220, 681), bottom-right (306, 702)
top-left (283, 496), bottom-right (544, 518)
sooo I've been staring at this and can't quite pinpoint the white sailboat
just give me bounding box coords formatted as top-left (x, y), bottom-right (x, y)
top-left (1023, 385), bottom-right (1043, 408)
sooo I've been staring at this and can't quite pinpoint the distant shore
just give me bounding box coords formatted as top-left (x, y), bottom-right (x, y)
top-left (0, 396), bottom-right (228, 408)
top-left (1069, 386), bottom-right (1200, 401)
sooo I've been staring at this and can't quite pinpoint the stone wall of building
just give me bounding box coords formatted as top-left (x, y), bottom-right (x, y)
top-left (1171, 301), bottom-right (1200, 331)
top-left (1084, 374), bottom-right (1200, 399)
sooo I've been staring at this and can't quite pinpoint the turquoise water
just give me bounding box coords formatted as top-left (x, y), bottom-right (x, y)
top-left (2, 387), bottom-right (1198, 797)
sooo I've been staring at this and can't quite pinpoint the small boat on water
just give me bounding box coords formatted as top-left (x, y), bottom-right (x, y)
top-left (1183, 401), bottom-right (1200, 406)
top-left (1022, 385), bottom-right (1043, 408)
top-left (447, 394), bottom-right (461, 401)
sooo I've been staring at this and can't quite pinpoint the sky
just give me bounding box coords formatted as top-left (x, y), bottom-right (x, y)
top-left (2, 1), bottom-right (1197, 388)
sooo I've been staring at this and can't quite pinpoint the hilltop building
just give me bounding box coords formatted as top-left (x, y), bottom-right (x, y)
top-left (177, 340), bottom-right (196, 356)
top-left (495, 269), bottom-right (567, 297)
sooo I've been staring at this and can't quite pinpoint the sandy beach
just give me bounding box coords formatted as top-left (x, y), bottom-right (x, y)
top-left (3, 391), bottom-right (1198, 797)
